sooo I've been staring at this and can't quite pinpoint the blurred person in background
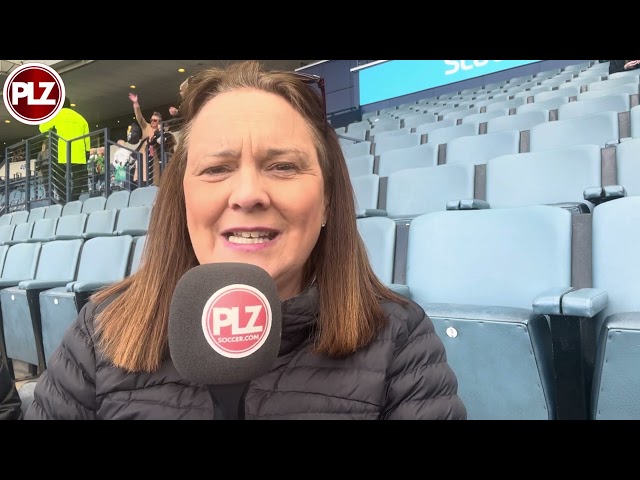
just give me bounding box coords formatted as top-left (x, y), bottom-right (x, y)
top-left (38, 97), bottom-right (91, 201)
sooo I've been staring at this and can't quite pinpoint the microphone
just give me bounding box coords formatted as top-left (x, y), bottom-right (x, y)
top-left (168, 262), bottom-right (282, 420)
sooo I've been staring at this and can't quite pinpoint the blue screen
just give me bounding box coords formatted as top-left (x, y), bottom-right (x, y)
top-left (359, 60), bottom-right (542, 105)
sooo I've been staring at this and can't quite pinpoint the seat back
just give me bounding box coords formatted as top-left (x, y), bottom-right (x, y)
top-left (591, 196), bottom-right (640, 419)
top-left (84, 209), bottom-right (118, 237)
top-left (30, 218), bottom-right (58, 242)
top-left (485, 144), bottom-right (602, 209)
top-left (345, 154), bottom-right (375, 178)
top-left (114, 206), bottom-right (151, 236)
top-left (81, 196), bottom-right (107, 214)
top-left (35, 239), bottom-right (83, 281)
top-left (1, 242), bottom-right (41, 281)
top-left (357, 217), bottom-right (396, 284)
top-left (61, 200), bottom-right (83, 216)
top-left (529, 111), bottom-right (619, 150)
top-left (445, 129), bottom-right (520, 166)
top-left (377, 143), bottom-right (438, 177)
top-left (351, 174), bottom-right (380, 213)
top-left (75, 235), bottom-right (133, 285)
top-left (105, 190), bottom-right (131, 210)
top-left (44, 204), bottom-right (63, 219)
top-left (405, 205), bottom-right (573, 419)
top-left (54, 213), bottom-right (88, 238)
top-left (129, 235), bottom-right (147, 274)
top-left (615, 138), bottom-right (640, 196)
top-left (385, 164), bottom-right (475, 219)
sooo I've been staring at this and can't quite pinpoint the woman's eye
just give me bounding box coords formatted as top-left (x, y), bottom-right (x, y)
top-left (272, 163), bottom-right (297, 172)
top-left (203, 166), bottom-right (230, 175)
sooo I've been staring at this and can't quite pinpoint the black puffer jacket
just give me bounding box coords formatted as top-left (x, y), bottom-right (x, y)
top-left (26, 286), bottom-right (466, 420)
top-left (0, 359), bottom-right (22, 420)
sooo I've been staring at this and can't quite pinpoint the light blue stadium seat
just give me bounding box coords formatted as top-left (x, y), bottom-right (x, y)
top-left (345, 154), bottom-right (375, 178)
top-left (129, 235), bottom-right (147, 274)
top-left (529, 111), bottom-right (619, 151)
top-left (373, 132), bottom-right (421, 156)
top-left (590, 196), bottom-right (640, 419)
top-left (385, 164), bottom-right (475, 220)
top-left (1, 239), bottom-right (82, 371)
top-left (81, 196), bottom-right (106, 214)
top-left (486, 110), bottom-right (548, 134)
top-left (128, 185), bottom-right (159, 208)
top-left (406, 205), bottom-right (573, 419)
top-left (341, 141), bottom-right (371, 159)
top-left (26, 218), bottom-right (58, 243)
top-left (4, 222), bottom-right (34, 246)
top-left (615, 138), bottom-right (640, 196)
top-left (356, 216), bottom-right (409, 298)
top-left (534, 86), bottom-right (580, 102)
top-left (426, 122), bottom-right (478, 146)
top-left (0, 225), bottom-right (15, 245)
top-left (114, 206), bottom-right (151, 236)
top-left (82, 208), bottom-right (118, 239)
top-left (587, 75), bottom-right (640, 92)
top-left (0, 214), bottom-right (12, 226)
top-left (0, 242), bottom-right (42, 376)
top-left (631, 105), bottom-right (640, 138)
top-left (485, 144), bottom-right (602, 211)
top-left (61, 200), bottom-right (83, 216)
top-left (351, 174), bottom-right (385, 218)
top-left (578, 83), bottom-right (639, 101)
top-left (402, 113), bottom-right (437, 130)
top-left (377, 143), bottom-right (438, 177)
top-left (445, 129), bottom-right (520, 166)
top-left (413, 118), bottom-right (457, 136)
top-left (10, 211), bottom-right (29, 225)
top-left (105, 189), bottom-right (131, 210)
top-left (43, 204), bottom-right (63, 219)
top-left (27, 207), bottom-right (46, 223)
top-left (39, 235), bottom-right (133, 364)
top-left (517, 97), bottom-right (570, 116)
top-left (50, 213), bottom-right (87, 240)
top-left (557, 93), bottom-right (630, 120)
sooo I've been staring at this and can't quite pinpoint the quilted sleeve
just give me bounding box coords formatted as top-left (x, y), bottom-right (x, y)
top-left (382, 301), bottom-right (467, 420)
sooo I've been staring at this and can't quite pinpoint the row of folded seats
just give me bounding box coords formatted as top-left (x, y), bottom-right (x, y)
top-left (0, 185), bottom-right (158, 225)
top-left (342, 102), bottom-right (640, 177)
top-left (0, 233), bottom-right (147, 382)
top-left (351, 138), bottom-right (640, 223)
top-left (357, 194), bottom-right (640, 421)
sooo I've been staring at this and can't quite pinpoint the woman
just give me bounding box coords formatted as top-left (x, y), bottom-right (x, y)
top-left (26, 61), bottom-right (466, 420)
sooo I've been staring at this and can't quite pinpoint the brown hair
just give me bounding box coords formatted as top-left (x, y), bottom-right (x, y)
top-left (92, 60), bottom-right (407, 372)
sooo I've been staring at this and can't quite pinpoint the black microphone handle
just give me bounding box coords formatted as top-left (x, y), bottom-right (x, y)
top-left (208, 383), bottom-right (249, 420)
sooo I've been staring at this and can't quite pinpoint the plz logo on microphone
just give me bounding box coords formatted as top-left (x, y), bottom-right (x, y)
top-left (202, 284), bottom-right (272, 358)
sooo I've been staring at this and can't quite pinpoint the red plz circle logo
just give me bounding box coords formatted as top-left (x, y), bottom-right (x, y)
top-left (201, 284), bottom-right (272, 358)
top-left (2, 63), bottom-right (66, 125)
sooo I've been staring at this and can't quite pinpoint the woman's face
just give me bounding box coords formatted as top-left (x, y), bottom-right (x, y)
top-left (184, 88), bottom-right (326, 300)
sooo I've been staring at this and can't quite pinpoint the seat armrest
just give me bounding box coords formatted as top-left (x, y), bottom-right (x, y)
top-left (532, 287), bottom-right (575, 316)
top-left (356, 209), bottom-right (387, 218)
top-left (446, 199), bottom-right (490, 211)
top-left (561, 288), bottom-right (608, 318)
top-left (18, 279), bottom-right (73, 290)
top-left (69, 281), bottom-right (113, 293)
top-left (584, 185), bottom-right (626, 206)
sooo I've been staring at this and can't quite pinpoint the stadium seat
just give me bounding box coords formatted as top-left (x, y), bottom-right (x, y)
top-left (590, 196), bottom-right (640, 419)
top-left (114, 206), bottom-right (151, 237)
top-left (377, 143), bottom-right (438, 177)
top-left (485, 144), bottom-right (602, 212)
top-left (39, 235), bottom-right (133, 364)
top-left (445, 129), bottom-right (520, 166)
top-left (405, 205), bottom-right (574, 419)
top-left (105, 189), bottom-right (131, 210)
top-left (1, 239), bottom-right (83, 371)
top-left (50, 213), bottom-right (88, 240)
top-left (615, 138), bottom-right (640, 196)
top-left (128, 185), bottom-right (159, 208)
top-left (61, 200), bottom-right (83, 216)
top-left (81, 196), bottom-right (106, 214)
top-left (81, 209), bottom-right (118, 239)
top-left (529, 111), bottom-right (619, 150)
top-left (129, 235), bottom-right (147, 274)
top-left (351, 174), bottom-right (385, 218)
top-left (385, 164), bottom-right (475, 220)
